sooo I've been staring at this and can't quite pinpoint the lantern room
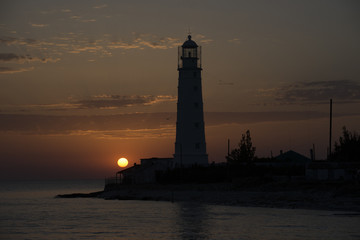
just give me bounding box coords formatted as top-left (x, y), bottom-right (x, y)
top-left (178, 35), bottom-right (202, 69)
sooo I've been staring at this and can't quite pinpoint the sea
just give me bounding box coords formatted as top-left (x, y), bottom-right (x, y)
top-left (1, 180), bottom-right (359, 240)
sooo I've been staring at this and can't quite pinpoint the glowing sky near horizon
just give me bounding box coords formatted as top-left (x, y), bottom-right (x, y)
top-left (1, 0), bottom-right (360, 179)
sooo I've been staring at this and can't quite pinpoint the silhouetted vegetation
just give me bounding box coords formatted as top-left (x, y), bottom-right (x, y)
top-left (226, 130), bottom-right (256, 164)
top-left (332, 126), bottom-right (360, 162)
top-left (228, 163), bottom-right (304, 178)
top-left (155, 161), bottom-right (306, 185)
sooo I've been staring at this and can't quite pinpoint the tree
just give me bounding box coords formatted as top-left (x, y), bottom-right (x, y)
top-left (332, 126), bottom-right (360, 162)
top-left (226, 130), bottom-right (256, 164)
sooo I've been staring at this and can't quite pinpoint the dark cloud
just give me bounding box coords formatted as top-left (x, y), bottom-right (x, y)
top-left (0, 53), bottom-right (59, 63)
top-left (0, 66), bottom-right (34, 74)
top-left (260, 80), bottom-right (360, 105)
top-left (0, 53), bottom-right (26, 62)
top-left (74, 95), bottom-right (176, 109)
top-left (205, 111), bottom-right (358, 126)
top-left (76, 95), bottom-right (154, 109)
top-left (0, 66), bottom-right (13, 72)
top-left (0, 36), bottom-right (17, 45)
top-left (0, 95), bottom-right (176, 111)
top-left (0, 37), bottom-right (37, 45)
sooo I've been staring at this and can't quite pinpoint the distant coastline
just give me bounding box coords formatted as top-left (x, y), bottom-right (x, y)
top-left (57, 181), bottom-right (360, 213)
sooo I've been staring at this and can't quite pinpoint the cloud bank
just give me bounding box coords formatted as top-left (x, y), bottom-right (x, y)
top-left (0, 33), bottom-right (183, 73)
top-left (1, 111), bottom-right (357, 137)
top-left (259, 80), bottom-right (360, 105)
top-left (0, 31), bottom-right (212, 73)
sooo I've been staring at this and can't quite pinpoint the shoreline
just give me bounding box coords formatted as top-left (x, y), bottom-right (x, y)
top-left (56, 182), bottom-right (360, 212)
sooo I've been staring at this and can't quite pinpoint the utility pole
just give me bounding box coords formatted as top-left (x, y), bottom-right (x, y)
top-left (328, 99), bottom-right (333, 160)
top-left (227, 139), bottom-right (230, 157)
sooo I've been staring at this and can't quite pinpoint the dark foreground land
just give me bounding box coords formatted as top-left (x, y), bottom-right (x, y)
top-left (57, 180), bottom-right (360, 212)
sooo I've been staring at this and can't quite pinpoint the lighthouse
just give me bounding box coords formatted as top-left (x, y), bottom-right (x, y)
top-left (174, 35), bottom-right (208, 167)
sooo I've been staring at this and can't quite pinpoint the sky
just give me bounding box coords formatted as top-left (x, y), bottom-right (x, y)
top-left (1, 0), bottom-right (360, 180)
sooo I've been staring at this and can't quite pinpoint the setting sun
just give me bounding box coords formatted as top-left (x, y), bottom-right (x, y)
top-left (117, 158), bottom-right (128, 168)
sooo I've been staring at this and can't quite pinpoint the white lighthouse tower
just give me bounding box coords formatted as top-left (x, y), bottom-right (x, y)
top-left (174, 35), bottom-right (208, 167)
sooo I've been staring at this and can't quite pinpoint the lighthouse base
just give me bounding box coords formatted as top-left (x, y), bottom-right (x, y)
top-left (173, 154), bottom-right (208, 168)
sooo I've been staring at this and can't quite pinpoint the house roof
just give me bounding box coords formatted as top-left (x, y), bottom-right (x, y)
top-left (140, 157), bottom-right (173, 161)
top-left (117, 164), bottom-right (141, 174)
top-left (275, 150), bottom-right (311, 163)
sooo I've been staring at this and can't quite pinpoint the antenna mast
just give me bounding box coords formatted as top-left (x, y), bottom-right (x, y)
top-left (187, 26), bottom-right (191, 35)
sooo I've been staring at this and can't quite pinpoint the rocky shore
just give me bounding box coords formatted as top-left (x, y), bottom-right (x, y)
top-left (56, 181), bottom-right (360, 212)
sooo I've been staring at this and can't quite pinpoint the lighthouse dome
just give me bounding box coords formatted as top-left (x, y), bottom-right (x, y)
top-left (182, 35), bottom-right (198, 48)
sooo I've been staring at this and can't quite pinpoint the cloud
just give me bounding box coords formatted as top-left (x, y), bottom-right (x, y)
top-left (30, 23), bottom-right (49, 28)
top-left (194, 34), bottom-right (213, 44)
top-left (81, 19), bottom-right (96, 23)
top-left (0, 53), bottom-right (23, 62)
top-left (1, 95), bottom-right (176, 111)
top-left (0, 36), bottom-right (16, 45)
top-left (108, 41), bottom-right (140, 50)
top-left (68, 15), bottom-right (96, 23)
top-left (0, 53), bottom-right (60, 63)
top-left (67, 127), bottom-right (175, 140)
top-left (93, 4), bottom-right (107, 9)
top-left (132, 35), bottom-right (181, 49)
top-left (145, 95), bottom-right (177, 105)
top-left (0, 66), bottom-right (34, 74)
top-left (70, 16), bottom-right (81, 20)
top-left (0, 36), bottom-right (37, 46)
top-left (68, 45), bottom-right (103, 54)
top-left (0, 34), bottom-right (183, 54)
top-left (228, 38), bottom-right (241, 44)
top-left (0, 33), bottom-right (189, 67)
top-left (135, 40), bottom-right (168, 49)
top-left (204, 111), bottom-right (346, 126)
top-left (199, 39), bottom-right (213, 44)
top-left (258, 80), bottom-right (360, 105)
top-left (1, 34), bottom-right (181, 57)
top-left (75, 95), bottom-right (177, 109)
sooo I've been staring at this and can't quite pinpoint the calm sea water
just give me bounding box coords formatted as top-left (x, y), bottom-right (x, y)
top-left (1, 180), bottom-right (359, 240)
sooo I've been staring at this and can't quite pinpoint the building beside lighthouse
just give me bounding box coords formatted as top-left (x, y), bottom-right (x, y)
top-left (174, 35), bottom-right (208, 167)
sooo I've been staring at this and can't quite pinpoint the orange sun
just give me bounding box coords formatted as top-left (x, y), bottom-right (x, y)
top-left (117, 157), bottom-right (128, 168)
